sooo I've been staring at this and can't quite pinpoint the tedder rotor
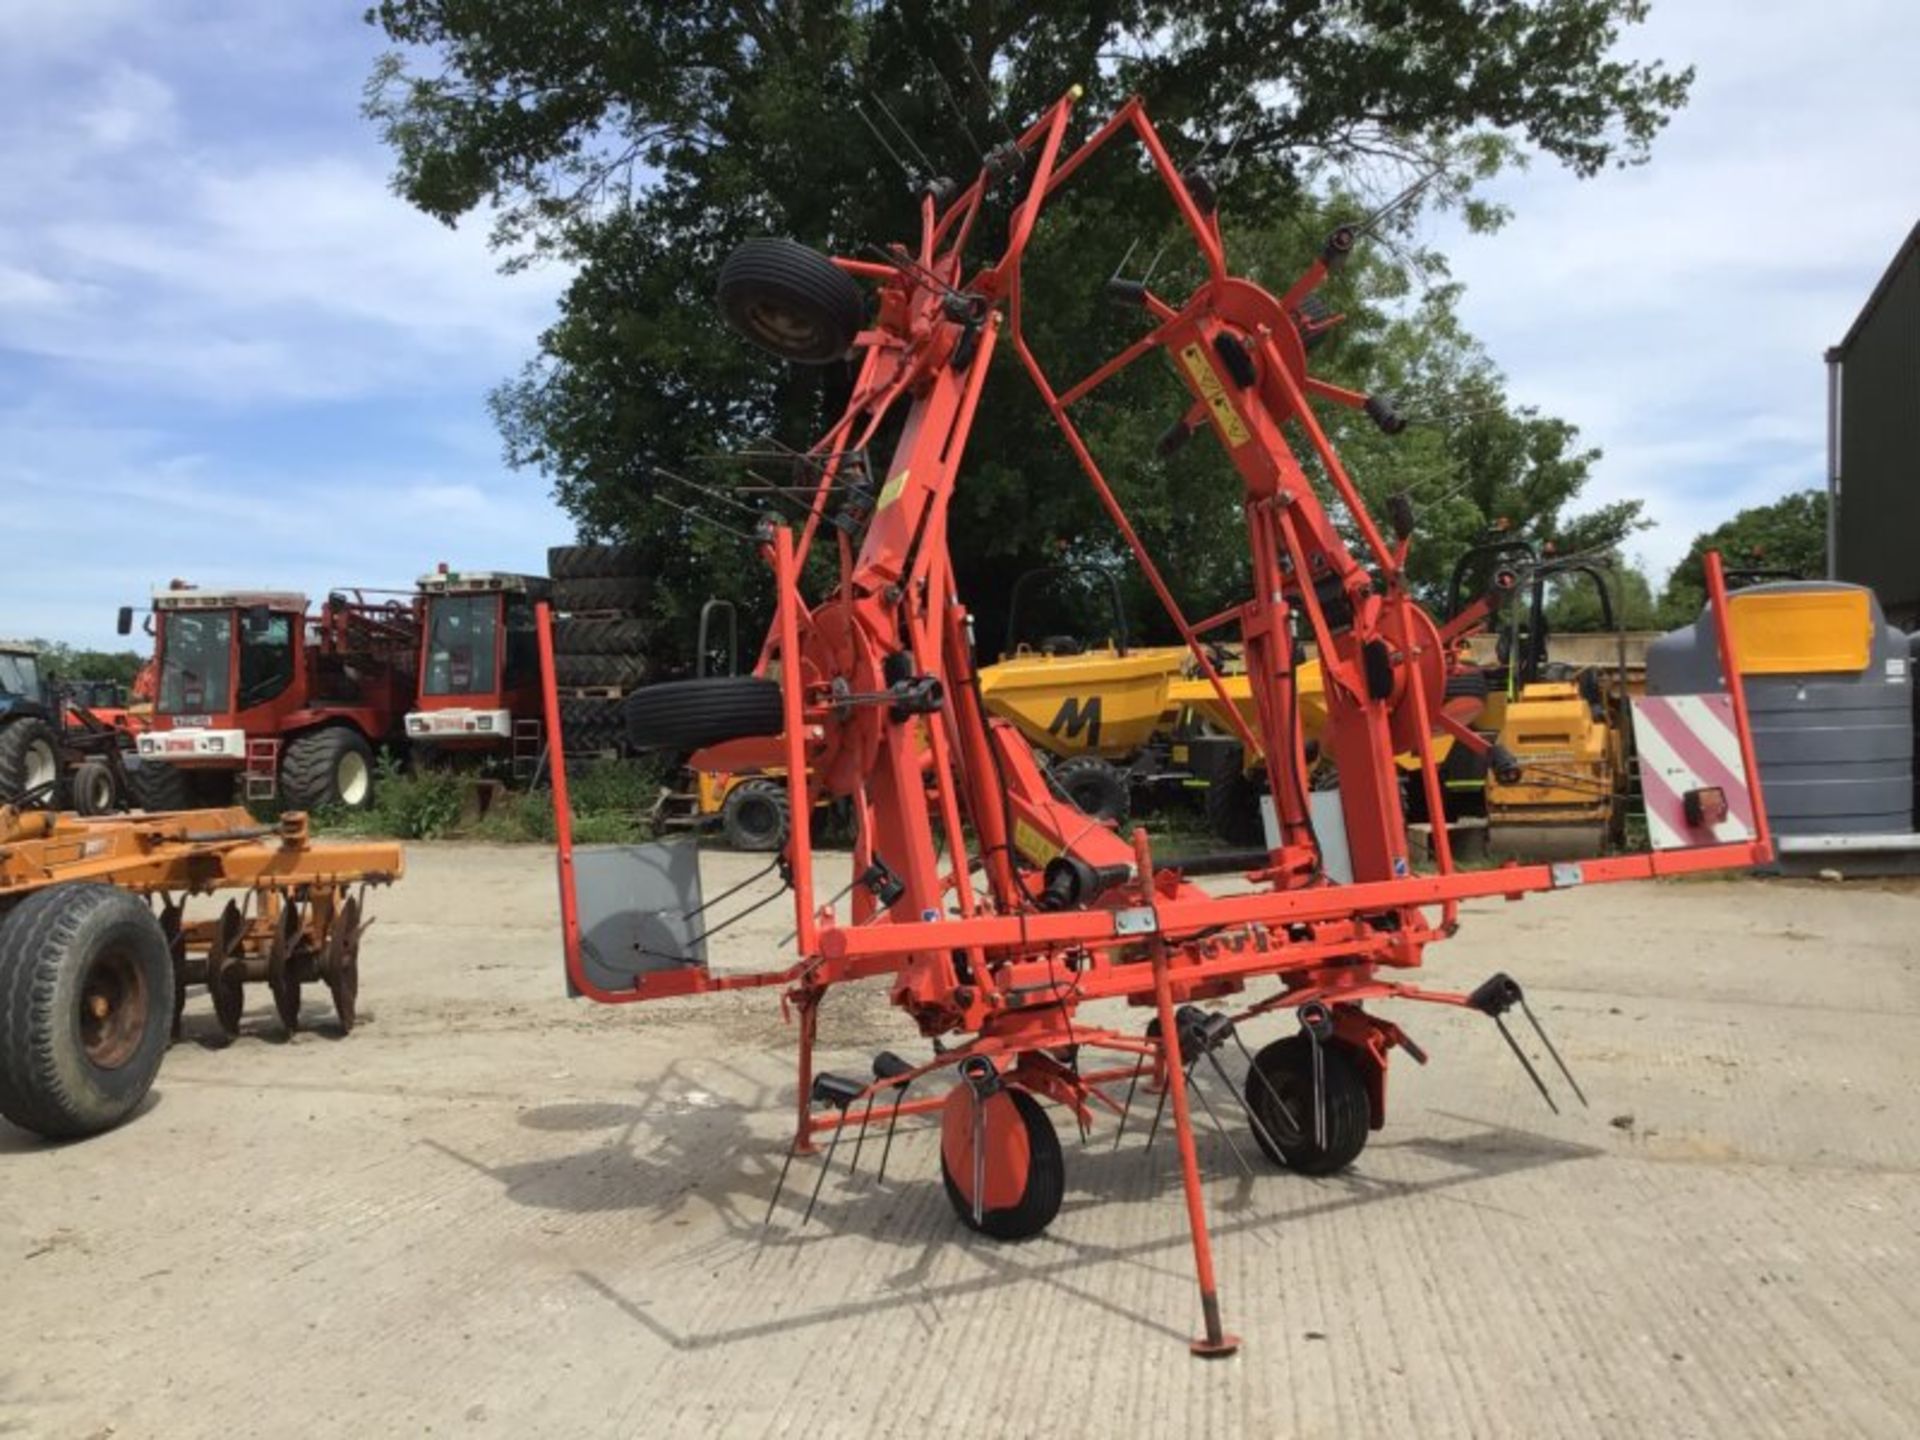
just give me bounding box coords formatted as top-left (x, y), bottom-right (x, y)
top-left (540, 87), bottom-right (1772, 1356)
top-left (0, 805), bottom-right (401, 1141)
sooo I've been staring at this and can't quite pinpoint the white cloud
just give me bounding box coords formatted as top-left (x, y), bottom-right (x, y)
top-left (1425, 0), bottom-right (1919, 579)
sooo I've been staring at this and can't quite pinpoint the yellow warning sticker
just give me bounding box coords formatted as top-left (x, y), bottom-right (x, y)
top-left (1013, 819), bottom-right (1063, 866)
top-left (877, 468), bottom-right (911, 509)
top-left (1178, 342), bottom-right (1250, 447)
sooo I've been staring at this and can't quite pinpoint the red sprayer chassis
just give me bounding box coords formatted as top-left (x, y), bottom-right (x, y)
top-left (541, 88), bottom-right (1771, 1356)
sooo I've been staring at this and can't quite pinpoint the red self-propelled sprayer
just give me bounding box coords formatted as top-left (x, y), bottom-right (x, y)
top-left (538, 86), bottom-right (1771, 1357)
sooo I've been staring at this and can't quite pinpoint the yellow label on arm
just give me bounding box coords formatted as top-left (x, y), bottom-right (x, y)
top-left (877, 469), bottom-right (911, 508)
top-left (1012, 818), bottom-right (1064, 866)
top-left (1178, 342), bottom-right (1251, 447)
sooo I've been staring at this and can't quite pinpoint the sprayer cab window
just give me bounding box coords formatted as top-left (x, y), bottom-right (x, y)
top-left (157, 610), bottom-right (232, 715)
top-left (424, 593), bottom-right (499, 697)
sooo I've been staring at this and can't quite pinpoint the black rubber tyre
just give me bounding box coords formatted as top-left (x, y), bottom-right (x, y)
top-left (560, 697), bottom-right (625, 754)
top-left (552, 652), bottom-right (650, 689)
top-left (1243, 1034), bottom-right (1372, 1176)
top-left (718, 238), bottom-right (866, 365)
top-left (625, 677), bottom-right (785, 751)
top-left (0, 716), bottom-right (62, 807)
top-left (1052, 755), bottom-right (1130, 826)
top-left (69, 760), bottom-right (120, 816)
top-left (551, 576), bottom-right (649, 615)
top-left (721, 778), bottom-right (791, 852)
top-left (940, 1088), bottom-right (1065, 1242)
top-left (547, 543), bottom-right (646, 580)
top-left (1204, 744), bottom-right (1268, 848)
top-left (129, 760), bottom-right (195, 813)
top-left (1444, 669), bottom-right (1491, 701)
top-left (554, 617), bottom-right (650, 657)
top-left (0, 884), bottom-right (174, 1140)
top-left (280, 728), bottom-right (377, 812)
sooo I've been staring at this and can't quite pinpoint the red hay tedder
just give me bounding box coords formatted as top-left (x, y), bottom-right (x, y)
top-left (538, 87), bottom-right (1771, 1356)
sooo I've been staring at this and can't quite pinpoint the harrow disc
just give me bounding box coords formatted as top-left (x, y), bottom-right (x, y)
top-left (323, 895), bottom-right (363, 1035)
top-left (158, 900), bottom-right (187, 1040)
top-left (267, 900), bottom-right (305, 1037)
top-left (206, 900), bottom-right (248, 1037)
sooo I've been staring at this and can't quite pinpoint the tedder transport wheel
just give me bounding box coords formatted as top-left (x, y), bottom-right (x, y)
top-left (0, 717), bottom-right (62, 807)
top-left (0, 884), bottom-right (174, 1140)
top-left (625, 677), bottom-right (785, 751)
top-left (939, 1085), bottom-right (1065, 1241)
top-left (721, 779), bottom-right (791, 852)
top-left (1243, 1034), bottom-right (1372, 1176)
top-left (69, 760), bottom-right (119, 816)
top-left (281, 728), bottom-right (377, 812)
top-left (547, 543), bottom-right (645, 580)
top-left (1052, 755), bottom-right (1130, 826)
top-left (717, 238), bottom-right (866, 365)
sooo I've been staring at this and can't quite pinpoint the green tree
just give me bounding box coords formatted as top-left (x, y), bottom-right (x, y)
top-left (366, 1), bottom-right (1691, 657)
top-left (1660, 489), bottom-right (1827, 623)
top-left (26, 641), bottom-right (146, 687)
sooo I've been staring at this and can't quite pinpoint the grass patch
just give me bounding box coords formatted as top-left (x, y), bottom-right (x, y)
top-left (314, 754), bottom-right (663, 844)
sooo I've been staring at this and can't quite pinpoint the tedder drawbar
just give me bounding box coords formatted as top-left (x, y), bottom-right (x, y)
top-left (538, 87), bottom-right (1772, 1356)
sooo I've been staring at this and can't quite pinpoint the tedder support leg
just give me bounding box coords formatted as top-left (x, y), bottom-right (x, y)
top-left (1136, 830), bottom-right (1240, 1359)
top-left (793, 987), bottom-right (821, 1156)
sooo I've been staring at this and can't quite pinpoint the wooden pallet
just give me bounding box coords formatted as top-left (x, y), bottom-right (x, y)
top-left (558, 685), bottom-right (629, 700)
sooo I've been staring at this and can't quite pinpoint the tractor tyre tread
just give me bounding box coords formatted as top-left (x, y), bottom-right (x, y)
top-left (547, 543), bottom-right (646, 581)
top-left (553, 617), bottom-right (650, 657)
top-left (720, 778), bottom-right (791, 852)
top-left (0, 716), bottom-right (63, 807)
top-left (129, 760), bottom-right (195, 813)
top-left (1052, 754), bottom-right (1130, 826)
top-left (551, 576), bottom-right (649, 615)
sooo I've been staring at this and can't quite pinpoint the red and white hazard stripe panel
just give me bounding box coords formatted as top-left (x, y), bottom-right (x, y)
top-left (1630, 694), bottom-right (1756, 850)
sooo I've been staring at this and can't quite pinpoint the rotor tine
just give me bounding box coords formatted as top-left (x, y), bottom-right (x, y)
top-left (875, 1080), bottom-right (910, 1185)
top-left (1205, 1047), bottom-right (1284, 1162)
top-left (761, 1142), bottom-right (800, 1236)
top-left (1231, 1029), bottom-right (1304, 1140)
top-left (1518, 997), bottom-right (1588, 1108)
top-left (872, 91), bottom-right (936, 177)
top-left (1188, 1060), bottom-right (1254, 1179)
top-left (1143, 1076), bottom-right (1171, 1152)
top-left (1110, 1065), bottom-right (1142, 1151)
top-left (800, 1114), bottom-right (846, 1228)
top-left (1494, 1015), bottom-right (1560, 1115)
top-left (970, 1089), bottom-right (986, 1226)
top-left (1310, 1030), bottom-right (1327, 1151)
top-left (847, 1094), bottom-right (877, 1179)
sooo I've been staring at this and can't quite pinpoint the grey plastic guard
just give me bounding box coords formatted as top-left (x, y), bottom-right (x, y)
top-left (572, 839), bottom-right (708, 995)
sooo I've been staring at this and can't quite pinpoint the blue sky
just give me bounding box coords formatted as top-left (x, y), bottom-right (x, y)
top-left (4, 1), bottom-right (1916, 651)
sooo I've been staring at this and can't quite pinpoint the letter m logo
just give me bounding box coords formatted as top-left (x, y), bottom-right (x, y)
top-left (1047, 695), bottom-right (1102, 748)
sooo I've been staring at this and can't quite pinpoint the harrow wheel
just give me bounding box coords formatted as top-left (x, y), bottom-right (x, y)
top-left (267, 900), bottom-right (305, 1037)
top-left (322, 895), bottom-right (363, 1034)
top-left (1243, 1034), bottom-right (1372, 1176)
top-left (939, 1084), bottom-right (1064, 1242)
top-left (206, 901), bottom-right (247, 1037)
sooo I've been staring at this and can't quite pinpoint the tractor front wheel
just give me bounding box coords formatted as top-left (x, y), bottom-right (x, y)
top-left (281, 728), bottom-right (377, 812)
top-left (0, 884), bottom-right (174, 1140)
top-left (69, 759), bottom-right (120, 816)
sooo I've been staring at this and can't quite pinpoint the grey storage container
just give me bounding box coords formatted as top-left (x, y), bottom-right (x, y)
top-left (1647, 582), bottom-right (1912, 836)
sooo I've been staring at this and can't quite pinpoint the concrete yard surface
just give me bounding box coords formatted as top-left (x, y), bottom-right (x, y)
top-left (2, 844), bottom-right (1917, 1438)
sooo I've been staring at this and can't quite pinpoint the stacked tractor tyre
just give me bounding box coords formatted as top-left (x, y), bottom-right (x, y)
top-left (547, 544), bottom-right (652, 759)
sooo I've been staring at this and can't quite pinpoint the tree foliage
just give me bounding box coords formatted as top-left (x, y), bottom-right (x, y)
top-left (21, 642), bottom-right (145, 686)
top-left (366, 1), bottom-right (1691, 657)
top-left (1660, 489), bottom-right (1828, 622)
